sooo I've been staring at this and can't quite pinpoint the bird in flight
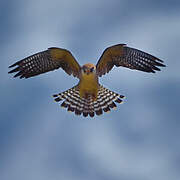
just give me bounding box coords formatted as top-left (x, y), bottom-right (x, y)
top-left (8, 44), bottom-right (165, 117)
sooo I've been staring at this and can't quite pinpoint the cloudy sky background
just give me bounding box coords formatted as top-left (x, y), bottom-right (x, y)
top-left (1, 0), bottom-right (180, 179)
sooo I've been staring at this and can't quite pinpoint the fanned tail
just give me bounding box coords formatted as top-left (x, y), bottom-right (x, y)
top-left (52, 85), bottom-right (125, 117)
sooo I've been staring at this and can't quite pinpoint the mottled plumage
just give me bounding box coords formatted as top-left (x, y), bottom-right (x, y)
top-left (8, 44), bottom-right (165, 117)
top-left (96, 44), bottom-right (165, 76)
top-left (8, 47), bottom-right (80, 78)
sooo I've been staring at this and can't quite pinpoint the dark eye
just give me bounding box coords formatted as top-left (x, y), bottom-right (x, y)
top-left (90, 67), bottom-right (94, 72)
top-left (82, 68), bottom-right (86, 73)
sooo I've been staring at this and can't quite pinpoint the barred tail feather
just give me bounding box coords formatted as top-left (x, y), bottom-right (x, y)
top-left (52, 85), bottom-right (125, 118)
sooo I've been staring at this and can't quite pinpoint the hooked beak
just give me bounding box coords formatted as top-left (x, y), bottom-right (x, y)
top-left (82, 68), bottom-right (90, 75)
top-left (85, 69), bottom-right (90, 75)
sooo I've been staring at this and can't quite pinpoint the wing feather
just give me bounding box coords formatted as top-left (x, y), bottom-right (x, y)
top-left (96, 44), bottom-right (165, 77)
top-left (8, 47), bottom-right (81, 79)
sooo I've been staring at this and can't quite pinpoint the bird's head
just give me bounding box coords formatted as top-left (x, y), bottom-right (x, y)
top-left (81, 63), bottom-right (96, 75)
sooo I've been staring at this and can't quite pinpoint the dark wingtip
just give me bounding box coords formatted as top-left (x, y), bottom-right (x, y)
top-left (13, 71), bottom-right (23, 78)
top-left (155, 57), bottom-right (165, 63)
top-left (152, 65), bottom-right (161, 71)
top-left (8, 61), bottom-right (21, 68)
top-left (8, 67), bottom-right (20, 74)
top-left (9, 64), bottom-right (16, 68)
top-left (160, 63), bottom-right (166, 67)
top-left (155, 60), bottom-right (166, 67)
top-left (152, 60), bottom-right (166, 73)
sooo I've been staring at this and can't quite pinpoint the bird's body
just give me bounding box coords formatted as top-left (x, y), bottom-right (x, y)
top-left (78, 63), bottom-right (98, 101)
top-left (8, 44), bottom-right (166, 117)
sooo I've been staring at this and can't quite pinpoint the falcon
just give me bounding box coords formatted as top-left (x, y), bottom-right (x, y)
top-left (8, 44), bottom-right (165, 117)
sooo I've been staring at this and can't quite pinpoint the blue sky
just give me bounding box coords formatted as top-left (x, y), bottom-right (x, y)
top-left (1, 0), bottom-right (180, 180)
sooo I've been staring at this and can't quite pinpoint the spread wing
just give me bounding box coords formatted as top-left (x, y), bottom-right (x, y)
top-left (8, 47), bottom-right (81, 79)
top-left (96, 44), bottom-right (166, 77)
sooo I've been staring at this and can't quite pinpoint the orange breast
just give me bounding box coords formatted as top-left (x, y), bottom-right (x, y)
top-left (78, 73), bottom-right (98, 100)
